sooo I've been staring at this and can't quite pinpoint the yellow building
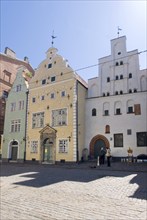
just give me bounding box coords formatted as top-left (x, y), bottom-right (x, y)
top-left (26, 47), bottom-right (87, 163)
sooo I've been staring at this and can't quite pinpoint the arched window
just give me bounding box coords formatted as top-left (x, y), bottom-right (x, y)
top-left (129, 73), bottom-right (132, 78)
top-left (120, 90), bottom-right (123, 95)
top-left (134, 89), bottom-right (137, 93)
top-left (114, 101), bottom-right (122, 115)
top-left (105, 125), bottom-right (110, 133)
top-left (127, 100), bottom-right (134, 113)
top-left (107, 92), bottom-right (110, 96)
top-left (120, 75), bottom-right (123, 79)
top-left (92, 108), bottom-right (96, 116)
top-left (129, 89), bottom-right (132, 93)
top-left (116, 62), bottom-right (119, 66)
top-left (103, 102), bottom-right (110, 116)
top-left (116, 75), bottom-right (119, 80)
top-left (120, 61), bottom-right (123, 65)
top-left (107, 77), bottom-right (110, 82)
top-left (115, 91), bottom-right (118, 95)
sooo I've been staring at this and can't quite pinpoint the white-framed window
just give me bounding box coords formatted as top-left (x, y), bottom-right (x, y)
top-left (32, 97), bottom-right (36, 103)
top-left (32, 112), bottom-right (44, 128)
top-left (61, 91), bottom-right (66, 97)
top-left (41, 95), bottom-right (45, 101)
top-left (51, 76), bottom-right (56, 82)
top-left (16, 84), bottom-right (21, 92)
top-left (52, 108), bottom-right (67, 126)
top-left (42, 79), bottom-right (46, 85)
top-left (50, 93), bottom-right (55, 99)
top-left (11, 119), bottom-right (21, 132)
top-left (59, 139), bottom-right (68, 153)
top-left (30, 141), bottom-right (38, 153)
top-left (18, 100), bottom-right (24, 110)
top-left (10, 102), bottom-right (16, 111)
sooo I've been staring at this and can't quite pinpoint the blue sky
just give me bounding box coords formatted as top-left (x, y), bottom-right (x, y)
top-left (1, 0), bottom-right (147, 82)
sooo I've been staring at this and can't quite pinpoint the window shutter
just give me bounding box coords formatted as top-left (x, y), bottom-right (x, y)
top-left (134, 104), bottom-right (141, 115)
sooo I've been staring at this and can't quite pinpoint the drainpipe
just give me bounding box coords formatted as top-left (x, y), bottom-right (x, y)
top-left (76, 81), bottom-right (79, 163)
top-left (24, 90), bottom-right (29, 161)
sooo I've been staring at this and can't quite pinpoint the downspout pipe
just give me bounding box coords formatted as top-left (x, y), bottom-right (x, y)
top-left (24, 90), bottom-right (29, 161)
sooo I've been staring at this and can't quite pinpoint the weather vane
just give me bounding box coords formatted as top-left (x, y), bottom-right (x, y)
top-left (51, 31), bottom-right (57, 47)
top-left (117, 26), bottom-right (122, 38)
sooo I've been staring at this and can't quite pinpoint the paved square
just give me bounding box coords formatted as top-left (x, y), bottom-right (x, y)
top-left (0, 163), bottom-right (147, 220)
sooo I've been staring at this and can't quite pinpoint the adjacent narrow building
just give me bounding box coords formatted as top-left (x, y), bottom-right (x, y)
top-left (2, 67), bottom-right (32, 162)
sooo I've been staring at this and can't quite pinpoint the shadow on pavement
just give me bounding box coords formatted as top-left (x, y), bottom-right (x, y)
top-left (0, 163), bottom-right (147, 200)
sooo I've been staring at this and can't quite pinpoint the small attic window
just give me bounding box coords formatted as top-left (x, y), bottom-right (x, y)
top-left (118, 52), bottom-right (121, 55)
top-left (48, 63), bottom-right (52, 68)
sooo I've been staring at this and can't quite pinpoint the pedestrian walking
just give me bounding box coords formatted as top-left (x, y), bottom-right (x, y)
top-left (106, 148), bottom-right (111, 167)
top-left (100, 147), bottom-right (106, 164)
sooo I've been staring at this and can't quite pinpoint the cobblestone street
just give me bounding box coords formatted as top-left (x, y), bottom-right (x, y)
top-left (0, 163), bottom-right (147, 220)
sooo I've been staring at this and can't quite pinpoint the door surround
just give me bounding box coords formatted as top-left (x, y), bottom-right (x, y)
top-left (89, 134), bottom-right (110, 158)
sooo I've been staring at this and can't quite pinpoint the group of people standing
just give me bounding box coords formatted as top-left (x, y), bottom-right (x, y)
top-left (97, 147), bottom-right (111, 167)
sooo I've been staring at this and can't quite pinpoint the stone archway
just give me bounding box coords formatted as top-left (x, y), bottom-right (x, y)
top-left (89, 134), bottom-right (110, 159)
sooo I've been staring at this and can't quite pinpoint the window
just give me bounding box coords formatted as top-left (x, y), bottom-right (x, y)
top-left (116, 108), bottom-right (121, 115)
top-left (42, 79), bottom-right (46, 85)
top-left (104, 110), bottom-right (109, 116)
top-left (116, 76), bottom-right (119, 80)
top-left (118, 52), bottom-right (121, 55)
top-left (116, 62), bottom-right (119, 66)
top-left (129, 73), bottom-right (132, 78)
top-left (52, 108), bottom-right (67, 126)
top-left (16, 84), bottom-right (21, 92)
top-left (18, 100), bottom-right (24, 110)
top-left (105, 125), bottom-right (110, 133)
top-left (11, 119), bottom-right (21, 132)
top-left (10, 102), bottom-right (16, 111)
top-left (127, 129), bottom-right (132, 135)
top-left (41, 95), bottom-right (45, 101)
top-left (114, 133), bottom-right (123, 147)
top-left (120, 75), bottom-right (123, 79)
top-left (103, 93), bottom-right (105, 97)
top-left (107, 77), bottom-right (110, 82)
top-left (128, 106), bottom-right (133, 113)
top-left (48, 63), bottom-right (52, 68)
top-left (3, 90), bottom-right (8, 98)
top-left (134, 89), bottom-right (137, 93)
top-left (92, 108), bottom-right (96, 116)
top-left (50, 93), bottom-right (55, 99)
top-left (107, 92), bottom-right (110, 96)
top-left (120, 61), bottom-right (123, 65)
top-left (51, 76), bottom-right (56, 82)
top-left (59, 139), bottom-right (68, 153)
top-left (115, 91), bottom-right (118, 95)
top-left (31, 141), bottom-right (38, 153)
top-left (32, 97), bottom-right (36, 103)
top-left (120, 90), bottom-right (123, 95)
top-left (32, 112), bottom-right (44, 128)
top-left (137, 132), bottom-right (147, 146)
top-left (129, 89), bottom-right (132, 93)
top-left (61, 91), bottom-right (66, 97)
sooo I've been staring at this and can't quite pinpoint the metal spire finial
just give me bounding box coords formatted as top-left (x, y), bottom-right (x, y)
top-left (51, 30), bottom-right (57, 47)
top-left (117, 26), bottom-right (122, 38)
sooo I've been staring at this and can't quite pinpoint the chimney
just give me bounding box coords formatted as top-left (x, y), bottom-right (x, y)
top-left (4, 47), bottom-right (16, 59)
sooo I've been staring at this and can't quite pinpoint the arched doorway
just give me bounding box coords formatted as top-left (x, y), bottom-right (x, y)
top-left (89, 135), bottom-right (110, 159)
top-left (43, 138), bottom-right (54, 162)
top-left (10, 140), bottom-right (18, 160)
